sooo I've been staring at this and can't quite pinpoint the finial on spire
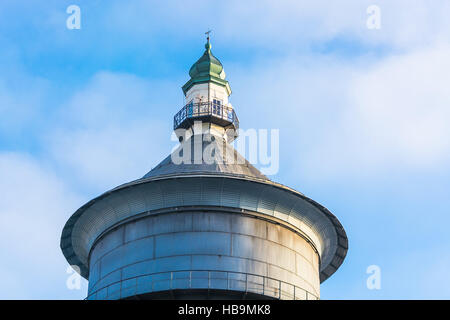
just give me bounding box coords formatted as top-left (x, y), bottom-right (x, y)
top-left (205, 29), bottom-right (212, 42)
top-left (205, 30), bottom-right (212, 50)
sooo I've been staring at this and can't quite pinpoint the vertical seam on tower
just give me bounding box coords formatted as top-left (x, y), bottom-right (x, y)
top-left (152, 236), bottom-right (155, 259)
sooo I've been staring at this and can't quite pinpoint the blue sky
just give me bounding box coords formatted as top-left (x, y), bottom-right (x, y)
top-left (1, 0), bottom-right (450, 299)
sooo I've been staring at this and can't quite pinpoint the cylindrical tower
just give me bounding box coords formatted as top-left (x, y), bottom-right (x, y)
top-left (60, 38), bottom-right (348, 300)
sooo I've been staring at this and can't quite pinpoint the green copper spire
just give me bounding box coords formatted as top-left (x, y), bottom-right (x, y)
top-left (182, 37), bottom-right (231, 96)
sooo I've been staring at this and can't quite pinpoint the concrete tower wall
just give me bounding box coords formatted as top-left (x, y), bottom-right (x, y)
top-left (87, 211), bottom-right (320, 300)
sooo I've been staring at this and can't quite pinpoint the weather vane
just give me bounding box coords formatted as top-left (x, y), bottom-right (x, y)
top-left (205, 29), bottom-right (212, 42)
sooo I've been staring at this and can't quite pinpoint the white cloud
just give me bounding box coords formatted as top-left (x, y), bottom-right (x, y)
top-left (98, 0), bottom-right (450, 51)
top-left (302, 44), bottom-right (450, 179)
top-left (230, 43), bottom-right (450, 181)
top-left (45, 72), bottom-right (178, 192)
top-left (350, 44), bottom-right (450, 165)
top-left (0, 152), bottom-right (86, 299)
top-left (0, 72), bottom-right (51, 135)
top-left (383, 247), bottom-right (450, 299)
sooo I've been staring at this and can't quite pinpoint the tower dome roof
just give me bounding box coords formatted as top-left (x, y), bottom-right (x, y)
top-left (182, 40), bottom-right (231, 95)
top-left (188, 41), bottom-right (225, 80)
top-left (142, 134), bottom-right (270, 181)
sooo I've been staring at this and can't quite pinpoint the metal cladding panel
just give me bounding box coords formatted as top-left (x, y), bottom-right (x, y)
top-left (121, 187), bottom-right (147, 215)
top-left (72, 209), bottom-right (94, 236)
top-left (83, 206), bottom-right (105, 239)
top-left (221, 179), bottom-right (241, 207)
top-left (70, 232), bottom-right (90, 263)
top-left (178, 178), bottom-right (202, 206)
top-left (155, 232), bottom-right (231, 258)
top-left (267, 223), bottom-right (295, 249)
top-left (106, 192), bottom-right (130, 222)
top-left (201, 177), bottom-right (223, 205)
top-left (121, 260), bottom-right (154, 279)
top-left (141, 183), bottom-right (163, 210)
top-left (290, 201), bottom-right (315, 228)
top-left (239, 181), bottom-right (262, 211)
top-left (257, 187), bottom-right (278, 216)
top-left (89, 260), bottom-right (101, 286)
top-left (318, 231), bottom-right (336, 269)
top-left (294, 254), bottom-right (317, 283)
top-left (121, 236), bottom-right (154, 265)
top-left (231, 215), bottom-right (266, 239)
top-left (231, 234), bottom-right (296, 273)
top-left (286, 215), bottom-right (304, 231)
top-left (124, 218), bottom-right (151, 243)
top-left (100, 248), bottom-right (124, 278)
top-left (292, 234), bottom-right (315, 263)
top-left (274, 190), bottom-right (296, 217)
top-left (159, 179), bottom-right (184, 207)
top-left (88, 200), bottom-right (117, 235)
top-left (91, 269), bottom-right (121, 295)
top-left (192, 212), bottom-right (232, 233)
top-left (90, 227), bottom-right (124, 265)
top-left (150, 212), bottom-right (193, 235)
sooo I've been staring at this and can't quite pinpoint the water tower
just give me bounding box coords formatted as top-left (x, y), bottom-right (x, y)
top-left (60, 38), bottom-right (348, 300)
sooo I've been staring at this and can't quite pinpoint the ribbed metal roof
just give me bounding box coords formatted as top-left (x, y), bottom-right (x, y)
top-left (143, 134), bottom-right (269, 181)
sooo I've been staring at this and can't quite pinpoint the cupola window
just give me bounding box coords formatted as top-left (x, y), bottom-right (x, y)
top-left (213, 99), bottom-right (222, 116)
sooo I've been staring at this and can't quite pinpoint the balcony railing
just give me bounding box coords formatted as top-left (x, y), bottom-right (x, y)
top-left (174, 101), bottom-right (239, 130)
top-left (86, 269), bottom-right (319, 300)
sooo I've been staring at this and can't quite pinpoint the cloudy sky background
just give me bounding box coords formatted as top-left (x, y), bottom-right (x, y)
top-left (1, 0), bottom-right (450, 299)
